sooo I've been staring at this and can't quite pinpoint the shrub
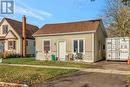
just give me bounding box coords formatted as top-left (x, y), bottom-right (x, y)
top-left (3, 51), bottom-right (21, 58)
top-left (6, 53), bottom-right (21, 58)
top-left (25, 54), bottom-right (35, 58)
top-left (75, 52), bottom-right (83, 60)
top-left (0, 52), bottom-right (4, 58)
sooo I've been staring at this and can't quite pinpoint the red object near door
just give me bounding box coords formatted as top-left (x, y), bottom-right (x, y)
top-left (127, 59), bottom-right (130, 64)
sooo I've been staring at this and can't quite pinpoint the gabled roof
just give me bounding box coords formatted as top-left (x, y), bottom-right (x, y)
top-left (5, 30), bottom-right (17, 39)
top-left (0, 36), bottom-right (5, 40)
top-left (1, 17), bottom-right (39, 39)
top-left (34, 19), bottom-right (101, 36)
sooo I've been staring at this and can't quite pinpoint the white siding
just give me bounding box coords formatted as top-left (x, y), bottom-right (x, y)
top-left (26, 39), bottom-right (35, 55)
top-left (106, 37), bottom-right (130, 60)
top-left (35, 33), bottom-right (95, 62)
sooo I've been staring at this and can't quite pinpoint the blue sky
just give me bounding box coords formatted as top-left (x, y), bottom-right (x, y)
top-left (0, 0), bottom-right (105, 28)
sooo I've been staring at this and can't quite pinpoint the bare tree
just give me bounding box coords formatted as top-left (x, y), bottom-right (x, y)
top-left (91, 0), bottom-right (130, 4)
top-left (103, 0), bottom-right (130, 37)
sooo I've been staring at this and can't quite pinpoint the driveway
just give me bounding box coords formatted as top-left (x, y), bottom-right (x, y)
top-left (40, 71), bottom-right (127, 87)
top-left (94, 61), bottom-right (130, 71)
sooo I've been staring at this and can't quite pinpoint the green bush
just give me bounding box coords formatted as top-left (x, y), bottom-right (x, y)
top-left (25, 54), bottom-right (35, 58)
top-left (6, 53), bottom-right (21, 58)
top-left (0, 52), bottom-right (24, 59)
top-left (2, 51), bottom-right (22, 58)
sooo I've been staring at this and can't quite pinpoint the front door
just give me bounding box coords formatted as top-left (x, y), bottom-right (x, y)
top-left (58, 41), bottom-right (66, 61)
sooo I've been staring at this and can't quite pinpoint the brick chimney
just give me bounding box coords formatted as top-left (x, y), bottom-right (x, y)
top-left (22, 15), bottom-right (26, 57)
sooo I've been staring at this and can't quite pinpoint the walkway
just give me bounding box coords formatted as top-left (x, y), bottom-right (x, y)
top-left (1, 64), bottom-right (130, 75)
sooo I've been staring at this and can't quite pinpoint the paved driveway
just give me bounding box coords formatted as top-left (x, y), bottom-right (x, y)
top-left (40, 71), bottom-right (127, 87)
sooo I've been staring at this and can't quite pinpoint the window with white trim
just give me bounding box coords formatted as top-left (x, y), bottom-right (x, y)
top-left (8, 41), bottom-right (16, 50)
top-left (43, 40), bottom-right (50, 53)
top-left (73, 39), bottom-right (85, 53)
top-left (2, 25), bottom-right (8, 34)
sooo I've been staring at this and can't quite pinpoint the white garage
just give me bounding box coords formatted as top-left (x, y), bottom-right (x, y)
top-left (106, 37), bottom-right (130, 61)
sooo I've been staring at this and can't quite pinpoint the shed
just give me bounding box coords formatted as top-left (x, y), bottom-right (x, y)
top-left (106, 37), bottom-right (130, 61)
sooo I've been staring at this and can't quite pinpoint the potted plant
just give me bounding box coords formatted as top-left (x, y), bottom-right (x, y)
top-left (75, 51), bottom-right (83, 62)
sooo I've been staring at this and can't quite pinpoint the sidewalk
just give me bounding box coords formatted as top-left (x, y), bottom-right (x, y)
top-left (1, 64), bottom-right (130, 75)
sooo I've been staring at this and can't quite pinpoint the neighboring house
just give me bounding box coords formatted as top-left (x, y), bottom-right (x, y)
top-left (33, 19), bottom-right (107, 62)
top-left (0, 16), bottom-right (39, 56)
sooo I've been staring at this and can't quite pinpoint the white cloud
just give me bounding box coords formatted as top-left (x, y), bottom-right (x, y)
top-left (15, 4), bottom-right (52, 21)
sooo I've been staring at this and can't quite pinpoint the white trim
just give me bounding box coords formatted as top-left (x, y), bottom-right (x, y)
top-left (91, 34), bottom-right (95, 62)
top-left (56, 40), bottom-right (59, 57)
top-left (98, 20), bottom-right (107, 37)
top-left (4, 19), bottom-right (21, 39)
top-left (57, 40), bottom-right (67, 60)
top-left (42, 39), bottom-right (51, 53)
top-left (83, 60), bottom-right (94, 63)
top-left (72, 38), bottom-right (85, 55)
top-left (33, 30), bottom-right (96, 37)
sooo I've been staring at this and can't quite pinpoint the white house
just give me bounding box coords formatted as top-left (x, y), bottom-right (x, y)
top-left (33, 19), bottom-right (107, 62)
top-left (0, 16), bottom-right (39, 57)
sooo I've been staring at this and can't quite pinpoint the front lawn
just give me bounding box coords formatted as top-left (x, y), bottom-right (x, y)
top-left (2, 58), bottom-right (96, 68)
top-left (128, 76), bottom-right (130, 86)
top-left (0, 65), bottom-right (77, 86)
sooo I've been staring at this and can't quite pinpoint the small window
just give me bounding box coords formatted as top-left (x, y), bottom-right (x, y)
top-left (8, 41), bottom-right (16, 50)
top-left (26, 41), bottom-right (28, 46)
top-left (2, 25), bottom-right (8, 34)
top-left (43, 40), bottom-right (50, 53)
top-left (103, 45), bottom-right (105, 50)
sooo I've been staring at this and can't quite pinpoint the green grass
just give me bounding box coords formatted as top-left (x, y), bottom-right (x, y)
top-left (0, 65), bottom-right (77, 86)
top-left (128, 76), bottom-right (130, 84)
top-left (2, 58), bottom-right (96, 68)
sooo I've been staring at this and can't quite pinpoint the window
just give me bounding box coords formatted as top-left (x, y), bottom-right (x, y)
top-left (2, 25), bottom-right (8, 34)
top-left (26, 41), bottom-right (28, 46)
top-left (43, 40), bottom-right (50, 53)
top-left (124, 45), bottom-right (127, 49)
top-left (74, 40), bottom-right (78, 52)
top-left (8, 41), bottom-right (16, 50)
top-left (79, 40), bottom-right (83, 52)
top-left (103, 45), bottom-right (105, 50)
top-left (34, 41), bottom-right (35, 46)
top-left (108, 42), bottom-right (111, 44)
top-left (73, 39), bottom-right (84, 53)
